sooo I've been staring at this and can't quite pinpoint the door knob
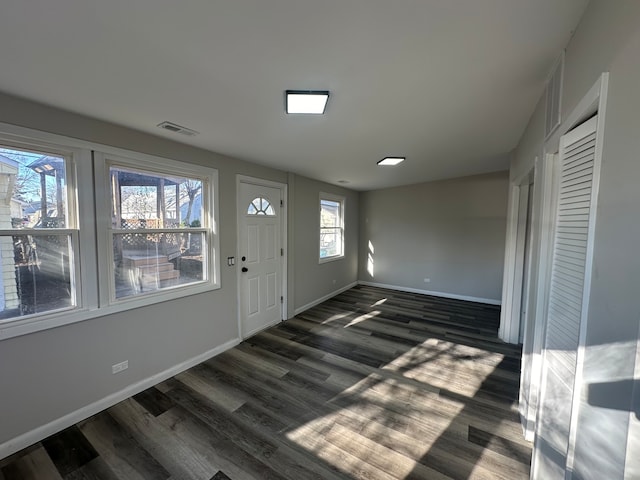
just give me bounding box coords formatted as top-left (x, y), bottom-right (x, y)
top-left (241, 267), bottom-right (248, 273)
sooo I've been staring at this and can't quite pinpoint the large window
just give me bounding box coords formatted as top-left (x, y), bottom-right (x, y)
top-left (106, 163), bottom-right (211, 300)
top-left (0, 124), bottom-right (219, 339)
top-left (0, 144), bottom-right (78, 320)
top-left (320, 193), bottom-right (344, 262)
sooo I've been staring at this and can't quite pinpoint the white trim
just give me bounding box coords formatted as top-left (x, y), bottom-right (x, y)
top-left (498, 184), bottom-right (520, 341)
top-left (0, 123), bottom-right (223, 340)
top-left (544, 50), bottom-right (565, 140)
top-left (0, 121), bottom-right (212, 171)
top-left (294, 281), bottom-right (358, 315)
top-left (319, 192), bottom-right (345, 263)
top-left (358, 281), bottom-right (501, 306)
top-left (236, 176), bottom-right (288, 339)
top-left (0, 337), bottom-right (240, 460)
top-left (544, 72), bottom-right (605, 155)
top-left (565, 75), bottom-right (608, 474)
top-left (531, 73), bottom-right (609, 479)
top-left (521, 153), bottom-right (559, 441)
top-left (499, 162), bottom-right (537, 344)
top-left (95, 151), bottom-right (220, 305)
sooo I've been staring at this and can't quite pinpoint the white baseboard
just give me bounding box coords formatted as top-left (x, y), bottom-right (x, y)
top-left (293, 281), bottom-right (358, 316)
top-left (0, 337), bottom-right (241, 460)
top-left (358, 281), bottom-right (501, 306)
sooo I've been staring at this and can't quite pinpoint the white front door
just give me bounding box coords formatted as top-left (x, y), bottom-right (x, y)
top-left (238, 181), bottom-right (283, 338)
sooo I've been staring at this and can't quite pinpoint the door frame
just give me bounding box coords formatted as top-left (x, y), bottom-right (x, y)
top-left (499, 166), bottom-right (535, 345)
top-left (531, 73), bottom-right (609, 478)
top-left (236, 175), bottom-right (288, 339)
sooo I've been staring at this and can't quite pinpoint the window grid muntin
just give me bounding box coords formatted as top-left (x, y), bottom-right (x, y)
top-left (0, 123), bottom-right (221, 338)
top-left (0, 140), bottom-right (80, 323)
top-left (247, 196), bottom-right (275, 216)
top-left (106, 158), bottom-right (214, 303)
top-left (319, 194), bottom-right (345, 261)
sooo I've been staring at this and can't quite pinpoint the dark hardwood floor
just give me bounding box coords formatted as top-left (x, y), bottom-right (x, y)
top-left (0, 285), bottom-right (531, 479)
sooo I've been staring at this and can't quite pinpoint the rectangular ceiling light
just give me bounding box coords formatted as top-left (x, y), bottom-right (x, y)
top-left (377, 157), bottom-right (405, 166)
top-left (286, 90), bottom-right (329, 114)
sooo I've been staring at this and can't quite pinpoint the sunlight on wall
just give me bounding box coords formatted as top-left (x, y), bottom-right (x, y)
top-left (367, 240), bottom-right (375, 277)
top-left (534, 340), bottom-right (639, 479)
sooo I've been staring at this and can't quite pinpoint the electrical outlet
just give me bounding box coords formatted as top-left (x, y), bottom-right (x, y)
top-left (424, 278), bottom-right (431, 283)
top-left (332, 279), bottom-right (337, 285)
top-left (112, 360), bottom-right (128, 374)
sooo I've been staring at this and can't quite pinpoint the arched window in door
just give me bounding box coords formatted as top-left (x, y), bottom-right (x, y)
top-left (247, 197), bottom-right (275, 216)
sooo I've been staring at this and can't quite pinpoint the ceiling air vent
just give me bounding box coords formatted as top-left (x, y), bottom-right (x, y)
top-left (157, 121), bottom-right (199, 137)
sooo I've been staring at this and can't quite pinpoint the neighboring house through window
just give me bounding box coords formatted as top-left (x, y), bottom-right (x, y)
top-left (0, 124), bottom-right (220, 339)
top-left (320, 193), bottom-right (345, 262)
top-left (0, 145), bottom-right (77, 319)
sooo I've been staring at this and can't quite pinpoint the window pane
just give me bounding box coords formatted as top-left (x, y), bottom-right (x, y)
top-left (321, 199), bottom-right (340, 228)
top-left (113, 232), bottom-right (205, 299)
top-left (0, 147), bottom-right (68, 229)
top-left (0, 234), bottom-right (74, 319)
top-left (320, 228), bottom-right (342, 258)
top-left (111, 166), bottom-right (203, 229)
top-left (247, 197), bottom-right (275, 216)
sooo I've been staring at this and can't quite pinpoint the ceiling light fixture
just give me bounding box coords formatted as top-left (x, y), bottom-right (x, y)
top-left (377, 157), bottom-right (405, 166)
top-left (286, 90), bottom-right (329, 114)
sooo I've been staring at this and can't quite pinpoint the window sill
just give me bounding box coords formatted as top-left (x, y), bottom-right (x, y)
top-left (0, 281), bottom-right (220, 341)
top-left (319, 255), bottom-right (344, 264)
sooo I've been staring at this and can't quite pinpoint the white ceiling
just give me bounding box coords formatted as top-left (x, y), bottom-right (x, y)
top-left (0, 0), bottom-right (589, 190)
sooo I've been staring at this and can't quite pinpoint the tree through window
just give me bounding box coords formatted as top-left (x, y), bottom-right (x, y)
top-left (0, 146), bottom-right (75, 319)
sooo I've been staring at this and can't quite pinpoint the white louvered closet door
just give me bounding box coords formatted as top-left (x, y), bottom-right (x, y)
top-left (536, 115), bottom-right (599, 479)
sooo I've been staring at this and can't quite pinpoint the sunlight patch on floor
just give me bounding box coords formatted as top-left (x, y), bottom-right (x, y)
top-left (381, 341), bottom-right (500, 398)
top-left (320, 312), bottom-right (350, 324)
top-left (344, 310), bottom-right (381, 328)
top-left (285, 371), bottom-right (457, 479)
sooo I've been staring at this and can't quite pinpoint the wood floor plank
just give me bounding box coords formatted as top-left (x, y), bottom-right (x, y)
top-left (0, 447), bottom-right (63, 480)
top-left (108, 399), bottom-right (215, 480)
top-left (210, 472), bottom-right (231, 480)
top-left (157, 406), bottom-right (285, 480)
top-left (78, 412), bottom-right (170, 480)
top-left (64, 457), bottom-right (120, 480)
top-left (40, 426), bottom-right (98, 477)
top-left (166, 384), bottom-right (349, 480)
top-left (132, 387), bottom-right (176, 417)
top-left (2, 285), bottom-right (531, 480)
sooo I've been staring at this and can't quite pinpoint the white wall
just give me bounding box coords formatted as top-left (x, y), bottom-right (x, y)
top-left (358, 171), bottom-right (509, 303)
top-left (0, 92), bottom-right (357, 455)
top-left (509, 1), bottom-right (640, 478)
top-left (290, 174), bottom-right (359, 313)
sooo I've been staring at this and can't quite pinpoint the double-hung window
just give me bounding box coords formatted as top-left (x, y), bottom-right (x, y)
top-left (0, 140), bottom-right (79, 320)
top-left (0, 123), bottom-right (220, 339)
top-left (95, 153), bottom-right (219, 304)
top-left (319, 193), bottom-right (345, 262)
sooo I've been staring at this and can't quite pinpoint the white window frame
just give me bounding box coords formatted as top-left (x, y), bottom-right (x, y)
top-left (319, 192), bottom-right (345, 263)
top-left (0, 123), bottom-right (220, 340)
top-left (0, 126), bottom-right (95, 338)
top-left (94, 151), bottom-right (220, 307)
